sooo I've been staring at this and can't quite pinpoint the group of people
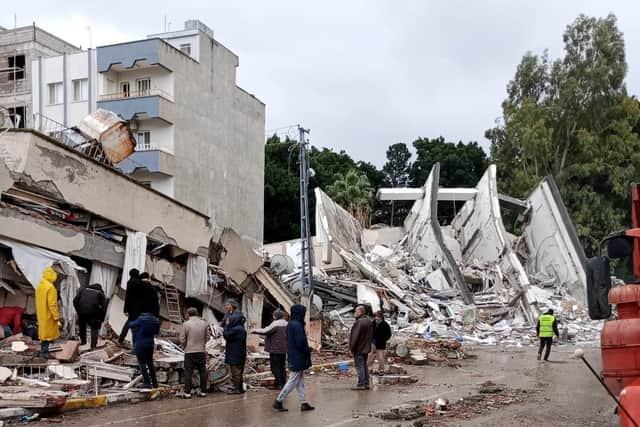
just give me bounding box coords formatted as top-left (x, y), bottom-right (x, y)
top-left (349, 305), bottom-right (392, 390)
top-left (222, 299), bottom-right (315, 412)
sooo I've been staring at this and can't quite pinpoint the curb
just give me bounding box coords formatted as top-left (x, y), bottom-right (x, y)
top-left (309, 360), bottom-right (353, 373)
top-left (62, 387), bottom-right (169, 413)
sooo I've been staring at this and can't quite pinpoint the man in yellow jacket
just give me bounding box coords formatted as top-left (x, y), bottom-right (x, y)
top-left (35, 266), bottom-right (61, 358)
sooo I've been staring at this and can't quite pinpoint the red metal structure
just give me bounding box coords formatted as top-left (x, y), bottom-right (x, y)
top-left (598, 184), bottom-right (640, 426)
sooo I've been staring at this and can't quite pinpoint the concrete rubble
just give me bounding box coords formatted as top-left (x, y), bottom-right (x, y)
top-left (265, 162), bottom-right (602, 360)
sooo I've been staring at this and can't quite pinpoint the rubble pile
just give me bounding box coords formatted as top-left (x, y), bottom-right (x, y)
top-left (373, 382), bottom-right (536, 425)
top-left (268, 163), bottom-right (602, 355)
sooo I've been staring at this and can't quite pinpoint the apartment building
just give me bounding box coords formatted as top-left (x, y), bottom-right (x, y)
top-left (25, 20), bottom-right (265, 247)
top-left (31, 49), bottom-right (98, 128)
top-left (0, 24), bottom-right (79, 128)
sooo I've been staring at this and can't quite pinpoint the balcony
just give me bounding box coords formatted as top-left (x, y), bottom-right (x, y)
top-left (117, 146), bottom-right (175, 176)
top-left (98, 39), bottom-right (171, 72)
top-left (97, 90), bottom-right (175, 124)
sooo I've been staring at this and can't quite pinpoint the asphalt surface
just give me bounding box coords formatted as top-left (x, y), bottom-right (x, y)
top-left (28, 345), bottom-right (614, 427)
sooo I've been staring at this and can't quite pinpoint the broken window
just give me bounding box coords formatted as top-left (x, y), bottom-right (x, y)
top-left (72, 78), bottom-right (88, 102)
top-left (180, 43), bottom-right (191, 56)
top-left (136, 78), bottom-right (151, 96)
top-left (7, 106), bottom-right (25, 128)
top-left (120, 81), bottom-right (130, 98)
top-left (8, 54), bottom-right (25, 80)
top-left (48, 82), bottom-right (63, 105)
top-left (136, 131), bottom-right (151, 150)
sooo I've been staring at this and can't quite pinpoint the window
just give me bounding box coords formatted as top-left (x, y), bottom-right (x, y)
top-left (179, 43), bottom-right (191, 56)
top-left (72, 79), bottom-right (88, 102)
top-left (7, 106), bottom-right (25, 128)
top-left (136, 78), bottom-right (151, 96)
top-left (48, 82), bottom-right (63, 105)
top-left (8, 55), bottom-right (25, 80)
top-left (120, 81), bottom-right (130, 98)
top-left (136, 131), bottom-right (151, 150)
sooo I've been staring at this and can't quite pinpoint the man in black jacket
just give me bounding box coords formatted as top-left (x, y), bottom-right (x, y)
top-left (138, 273), bottom-right (160, 317)
top-left (73, 283), bottom-right (106, 349)
top-left (119, 269), bottom-right (141, 345)
top-left (368, 311), bottom-right (392, 375)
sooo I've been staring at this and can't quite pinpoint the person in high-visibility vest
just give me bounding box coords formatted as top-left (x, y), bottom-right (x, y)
top-left (536, 309), bottom-right (559, 361)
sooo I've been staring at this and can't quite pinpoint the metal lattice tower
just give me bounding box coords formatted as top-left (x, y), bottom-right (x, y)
top-left (298, 125), bottom-right (313, 294)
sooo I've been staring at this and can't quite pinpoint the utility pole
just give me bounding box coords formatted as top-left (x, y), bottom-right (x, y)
top-left (298, 125), bottom-right (313, 296)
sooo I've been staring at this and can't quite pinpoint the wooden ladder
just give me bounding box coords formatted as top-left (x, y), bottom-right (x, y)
top-left (164, 285), bottom-right (183, 324)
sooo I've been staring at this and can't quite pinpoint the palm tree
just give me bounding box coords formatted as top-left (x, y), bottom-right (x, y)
top-left (326, 169), bottom-right (374, 226)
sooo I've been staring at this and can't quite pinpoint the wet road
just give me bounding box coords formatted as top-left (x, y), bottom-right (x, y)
top-left (34, 346), bottom-right (614, 427)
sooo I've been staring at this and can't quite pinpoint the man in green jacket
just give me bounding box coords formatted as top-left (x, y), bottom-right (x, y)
top-left (536, 309), bottom-right (559, 361)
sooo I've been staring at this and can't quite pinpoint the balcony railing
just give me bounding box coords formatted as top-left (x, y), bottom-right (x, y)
top-left (98, 88), bottom-right (174, 102)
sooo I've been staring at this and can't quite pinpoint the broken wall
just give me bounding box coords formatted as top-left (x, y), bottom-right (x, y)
top-left (403, 163), bottom-right (472, 304)
top-left (521, 176), bottom-right (587, 302)
top-left (315, 187), bottom-right (364, 258)
top-left (0, 130), bottom-right (212, 256)
top-left (450, 165), bottom-right (531, 316)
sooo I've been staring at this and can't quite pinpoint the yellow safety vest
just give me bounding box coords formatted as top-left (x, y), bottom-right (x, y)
top-left (539, 314), bottom-right (556, 338)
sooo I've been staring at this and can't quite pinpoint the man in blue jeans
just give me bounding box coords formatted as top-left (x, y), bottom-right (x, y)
top-left (129, 312), bottom-right (160, 389)
top-left (349, 305), bottom-right (373, 390)
top-left (272, 304), bottom-right (315, 412)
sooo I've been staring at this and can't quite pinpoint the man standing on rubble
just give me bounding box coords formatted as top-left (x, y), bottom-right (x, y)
top-left (223, 299), bottom-right (247, 394)
top-left (181, 307), bottom-right (209, 398)
top-left (252, 309), bottom-right (288, 389)
top-left (119, 269), bottom-right (141, 345)
top-left (273, 304), bottom-right (314, 412)
top-left (537, 308), bottom-right (559, 361)
top-left (35, 266), bottom-right (61, 358)
top-left (129, 311), bottom-right (160, 389)
top-left (349, 305), bottom-right (373, 390)
top-left (73, 283), bottom-right (106, 349)
top-left (368, 311), bottom-right (392, 375)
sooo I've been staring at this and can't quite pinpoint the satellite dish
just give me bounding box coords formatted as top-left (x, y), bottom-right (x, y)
top-left (271, 254), bottom-right (295, 275)
top-left (309, 168), bottom-right (316, 178)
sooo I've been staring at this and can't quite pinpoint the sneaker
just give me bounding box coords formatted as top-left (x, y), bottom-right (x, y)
top-left (301, 402), bottom-right (315, 411)
top-left (273, 400), bottom-right (288, 412)
top-left (351, 385), bottom-right (367, 391)
top-left (197, 392), bottom-right (207, 398)
top-left (182, 393), bottom-right (192, 399)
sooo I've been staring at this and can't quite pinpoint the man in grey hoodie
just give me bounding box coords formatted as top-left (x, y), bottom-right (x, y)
top-left (252, 309), bottom-right (288, 389)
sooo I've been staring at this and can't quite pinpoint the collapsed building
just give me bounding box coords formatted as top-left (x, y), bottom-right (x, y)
top-left (0, 113), bottom-right (292, 350)
top-left (266, 162), bottom-right (599, 348)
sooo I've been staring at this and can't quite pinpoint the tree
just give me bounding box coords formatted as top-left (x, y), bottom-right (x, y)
top-left (382, 143), bottom-right (412, 226)
top-left (487, 14), bottom-right (640, 254)
top-left (326, 169), bottom-right (374, 226)
top-left (356, 160), bottom-right (387, 224)
top-left (264, 135), bottom-right (300, 243)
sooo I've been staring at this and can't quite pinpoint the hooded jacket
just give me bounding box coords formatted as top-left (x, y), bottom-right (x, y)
top-left (73, 284), bottom-right (107, 323)
top-left (287, 304), bottom-right (312, 372)
top-left (128, 313), bottom-right (160, 351)
top-left (223, 311), bottom-right (247, 365)
top-left (35, 267), bottom-right (60, 341)
top-left (349, 313), bottom-right (373, 355)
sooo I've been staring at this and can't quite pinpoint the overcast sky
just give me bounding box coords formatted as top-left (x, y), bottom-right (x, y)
top-left (5, 1), bottom-right (640, 166)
